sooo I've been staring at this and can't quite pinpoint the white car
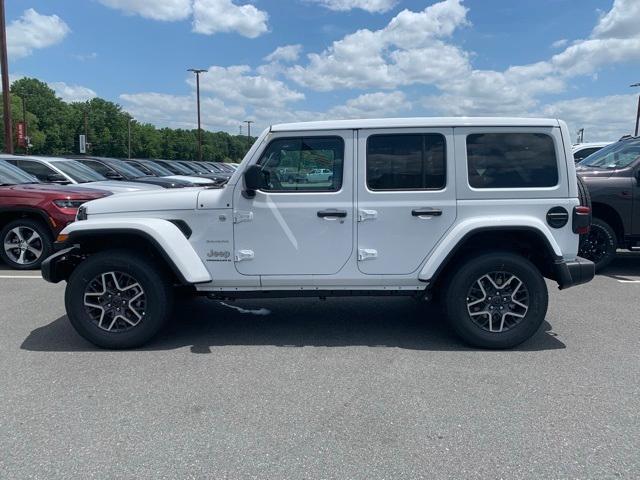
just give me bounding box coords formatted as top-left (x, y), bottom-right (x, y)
top-left (43, 117), bottom-right (594, 350)
top-left (572, 142), bottom-right (611, 163)
top-left (0, 155), bottom-right (160, 194)
top-left (305, 168), bottom-right (333, 183)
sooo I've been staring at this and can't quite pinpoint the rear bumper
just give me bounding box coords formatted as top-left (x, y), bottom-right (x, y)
top-left (41, 245), bottom-right (79, 283)
top-left (554, 256), bottom-right (595, 290)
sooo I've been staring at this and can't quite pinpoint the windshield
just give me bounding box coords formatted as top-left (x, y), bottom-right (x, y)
top-left (0, 160), bottom-right (39, 185)
top-left (157, 160), bottom-right (193, 175)
top-left (579, 139), bottom-right (640, 169)
top-left (108, 159), bottom-right (148, 177)
top-left (138, 160), bottom-right (174, 176)
top-left (186, 162), bottom-right (209, 174)
top-left (55, 160), bottom-right (106, 183)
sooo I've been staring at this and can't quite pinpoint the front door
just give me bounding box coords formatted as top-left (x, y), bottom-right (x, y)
top-left (233, 131), bottom-right (354, 276)
top-left (356, 128), bottom-right (457, 275)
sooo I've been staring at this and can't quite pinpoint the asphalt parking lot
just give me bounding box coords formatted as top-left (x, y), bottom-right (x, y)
top-left (1, 255), bottom-right (639, 479)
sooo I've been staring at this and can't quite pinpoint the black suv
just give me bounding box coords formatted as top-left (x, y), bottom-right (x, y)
top-left (577, 136), bottom-right (640, 271)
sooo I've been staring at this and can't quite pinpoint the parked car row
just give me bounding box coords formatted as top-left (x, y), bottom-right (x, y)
top-left (0, 155), bottom-right (238, 270)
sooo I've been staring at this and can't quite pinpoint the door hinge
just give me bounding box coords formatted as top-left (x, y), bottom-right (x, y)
top-left (358, 209), bottom-right (378, 222)
top-left (235, 249), bottom-right (255, 262)
top-left (233, 211), bottom-right (253, 224)
top-left (358, 248), bottom-right (378, 261)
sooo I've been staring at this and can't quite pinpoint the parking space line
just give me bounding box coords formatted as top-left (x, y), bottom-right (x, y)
top-left (617, 279), bottom-right (640, 283)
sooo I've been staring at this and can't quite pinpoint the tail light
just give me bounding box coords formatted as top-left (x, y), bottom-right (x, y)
top-left (573, 206), bottom-right (591, 234)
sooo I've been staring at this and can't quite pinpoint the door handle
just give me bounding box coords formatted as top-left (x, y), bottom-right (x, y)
top-left (317, 209), bottom-right (347, 218)
top-left (412, 208), bottom-right (442, 217)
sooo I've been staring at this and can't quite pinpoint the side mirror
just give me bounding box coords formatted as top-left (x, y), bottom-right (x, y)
top-left (104, 171), bottom-right (123, 180)
top-left (243, 165), bottom-right (264, 198)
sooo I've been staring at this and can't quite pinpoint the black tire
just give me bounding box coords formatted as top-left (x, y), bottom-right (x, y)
top-left (579, 217), bottom-right (617, 272)
top-left (65, 250), bottom-right (173, 349)
top-left (443, 252), bottom-right (548, 349)
top-left (0, 218), bottom-right (52, 270)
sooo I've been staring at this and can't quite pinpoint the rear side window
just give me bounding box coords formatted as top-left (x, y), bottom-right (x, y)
top-left (367, 134), bottom-right (446, 190)
top-left (466, 133), bottom-right (558, 189)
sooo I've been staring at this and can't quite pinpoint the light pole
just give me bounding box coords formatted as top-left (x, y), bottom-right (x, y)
top-left (0, 0), bottom-right (13, 153)
top-left (188, 68), bottom-right (206, 161)
top-left (631, 83), bottom-right (640, 137)
top-left (128, 117), bottom-right (133, 159)
top-left (244, 120), bottom-right (254, 149)
top-left (22, 95), bottom-right (28, 154)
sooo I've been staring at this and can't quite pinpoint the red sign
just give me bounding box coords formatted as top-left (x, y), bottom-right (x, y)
top-left (16, 122), bottom-right (26, 147)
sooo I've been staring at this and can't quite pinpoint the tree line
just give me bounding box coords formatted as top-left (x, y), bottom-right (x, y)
top-left (0, 78), bottom-right (254, 162)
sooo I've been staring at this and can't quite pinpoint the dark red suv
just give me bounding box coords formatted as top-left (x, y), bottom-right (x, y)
top-left (0, 160), bottom-right (108, 270)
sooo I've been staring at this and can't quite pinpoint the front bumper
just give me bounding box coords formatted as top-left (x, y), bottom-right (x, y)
top-left (554, 256), bottom-right (595, 290)
top-left (41, 245), bottom-right (80, 283)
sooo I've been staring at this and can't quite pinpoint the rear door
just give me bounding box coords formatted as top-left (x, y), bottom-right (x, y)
top-left (356, 128), bottom-right (457, 275)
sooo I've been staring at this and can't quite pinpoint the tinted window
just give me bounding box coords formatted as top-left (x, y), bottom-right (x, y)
top-left (367, 134), bottom-right (446, 190)
top-left (79, 159), bottom-right (114, 176)
top-left (257, 136), bottom-right (344, 192)
top-left (16, 160), bottom-right (58, 182)
top-left (0, 160), bottom-right (38, 184)
top-left (467, 133), bottom-right (558, 188)
top-left (573, 147), bottom-right (601, 162)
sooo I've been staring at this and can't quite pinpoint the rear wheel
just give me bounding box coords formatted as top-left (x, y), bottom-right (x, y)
top-left (65, 250), bottom-right (173, 349)
top-left (443, 252), bottom-right (548, 349)
top-left (0, 219), bottom-right (52, 270)
top-left (579, 217), bottom-right (617, 272)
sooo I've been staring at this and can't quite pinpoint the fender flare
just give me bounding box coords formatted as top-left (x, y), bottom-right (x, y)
top-left (418, 216), bottom-right (563, 282)
top-left (59, 218), bottom-right (211, 284)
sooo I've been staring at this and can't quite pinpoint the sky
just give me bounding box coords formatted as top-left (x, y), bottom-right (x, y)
top-left (5, 0), bottom-right (640, 141)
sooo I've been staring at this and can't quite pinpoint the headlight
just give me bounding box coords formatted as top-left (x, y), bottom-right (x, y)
top-left (53, 199), bottom-right (88, 209)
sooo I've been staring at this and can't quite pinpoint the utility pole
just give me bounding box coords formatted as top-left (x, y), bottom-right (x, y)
top-left (22, 96), bottom-right (28, 154)
top-left (631, 83), bottom-right (640, 137)
top-left (188, 68), bottom-right (206, 161)
top-left (84, 109), bottom-right (89, 153)
top-left (576, 128), bottom-right (584, 144)
top-left (0, 0), bottom-right (13, 153)
top-left (244, 120), bottom-right (254, 149)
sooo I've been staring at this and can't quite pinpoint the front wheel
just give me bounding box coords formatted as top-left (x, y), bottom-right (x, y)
top-left (443, 252), bottom-right (548, 349)
top-left (0, 219), bottom-right (52, 270)
top-left (65, 250), bottom-right (173, 349)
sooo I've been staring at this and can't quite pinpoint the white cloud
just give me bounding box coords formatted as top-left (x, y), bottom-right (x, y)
top-left (49, 82), bottom-right (97, 102)
top-left (73, 52), bottom-right (98, 61)
top-left (539, 94), bottom-right (637, 142)
top-left (7, 9), bottom-right (70, 59)
top-left (264, 44), bottom-right (302, 63)
top-left (328, 91), bottom-right (410, 118)
top-left (195, 65), bottom-right (304, 108)
top-left (592, 0), bottom-right (640, 39)
top-left (97, 0), bottom-right (191, 21)
top-left (308, 0), bottom-right (397, 13)
top-left (192, 0), bottom-right (269, 38)
top-left (288, 0), bottom-right (470, 90)
top-left (551, 38), bottom-right (568, 49)
top-left (120, 92), bottom-right (245, 130)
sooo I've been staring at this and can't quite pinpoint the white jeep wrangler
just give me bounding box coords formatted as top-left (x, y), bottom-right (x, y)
top-left (43, 118), bottom-right (594, 349)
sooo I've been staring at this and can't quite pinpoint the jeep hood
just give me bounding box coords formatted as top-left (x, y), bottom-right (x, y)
top-left (84, 187), bottom-right (206, 215)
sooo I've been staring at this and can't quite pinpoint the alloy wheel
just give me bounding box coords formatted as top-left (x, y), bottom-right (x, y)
top-left (83, 271), bottom-right (147, 332)
top-left (579, 224), bottom-right (610, 264)
top-left (466, 271), bottom-right (529, 333)
top-left (3, 226), bottom-right (43, 266)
